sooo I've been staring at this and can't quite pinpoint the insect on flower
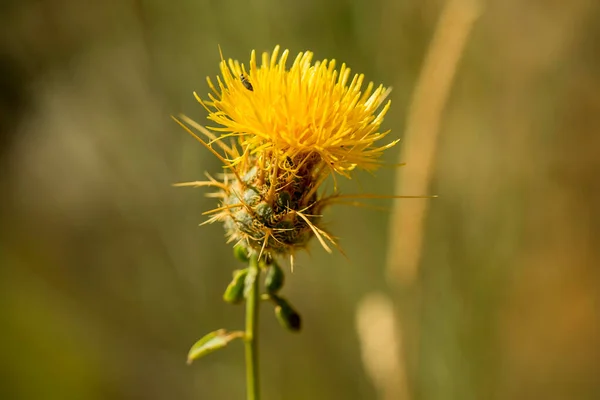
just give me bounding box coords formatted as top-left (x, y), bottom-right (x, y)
top-left (240, 74), bottom-right (254, 91)
top-left (174, 45), bottom-right (404, 267)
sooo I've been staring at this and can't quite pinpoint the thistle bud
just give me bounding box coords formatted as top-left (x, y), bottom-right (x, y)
top-left (272, 295), bottom-right (302, 332)
top-left (233, 244), bottom-right (250, 263)
top-left (264, 261), bottom-right (285, 294)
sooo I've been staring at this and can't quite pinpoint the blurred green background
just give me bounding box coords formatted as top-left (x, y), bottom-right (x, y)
top-left (1, 0), bottom-right (599, 399)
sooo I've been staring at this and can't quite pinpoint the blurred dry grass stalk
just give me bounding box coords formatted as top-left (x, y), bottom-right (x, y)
top-left (386, 0), bottom-right (482, 285)
top-left (361, 1), bottom-right (481, 398)
top-left (356, 293), bottom-right (409, 400)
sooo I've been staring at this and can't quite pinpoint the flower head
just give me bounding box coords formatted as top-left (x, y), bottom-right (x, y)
top-left (199, 45), bottom-right (397, 177)
top-left (175, 46), bottom-right (398, 263)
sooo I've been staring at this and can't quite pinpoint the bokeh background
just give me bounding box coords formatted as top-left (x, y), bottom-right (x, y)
top-left (1, 0), bottom-right (599, 399)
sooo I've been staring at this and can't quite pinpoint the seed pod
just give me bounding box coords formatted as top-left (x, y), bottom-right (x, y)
top-left (223, 269), bottom-right (248, 304)
top-left (233, 244), bottom-right (250, 263)
top-left (272, 295), bottom-right (301, 332)
top-left (264, 261), bottom-right (285, 294)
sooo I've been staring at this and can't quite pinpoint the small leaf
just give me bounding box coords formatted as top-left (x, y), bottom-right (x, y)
top-left (223, 269), bottom-right (248, 304)
top-left (187, 329), bottom-right (244, 364)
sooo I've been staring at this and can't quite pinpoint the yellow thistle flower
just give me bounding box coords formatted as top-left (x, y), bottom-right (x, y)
top-left (174, 46), bottom-right (399, 264)
top-left (198, 45), bottom-right (397, 177)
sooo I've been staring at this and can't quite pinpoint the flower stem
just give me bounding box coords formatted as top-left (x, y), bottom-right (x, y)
top-left (245, 255), bottom-right (261, 400)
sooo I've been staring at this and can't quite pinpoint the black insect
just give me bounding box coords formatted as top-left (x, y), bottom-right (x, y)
top-left (240, 74), bottom-right (254, 91)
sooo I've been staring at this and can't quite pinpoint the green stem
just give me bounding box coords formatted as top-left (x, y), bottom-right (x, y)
top-left (245, 255), bottom-right (261, 400)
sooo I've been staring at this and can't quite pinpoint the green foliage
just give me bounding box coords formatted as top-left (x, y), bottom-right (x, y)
top-left (223, 268), bottom-right (249, 304)
top-left (187, 329), bottom-right (244, 364)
